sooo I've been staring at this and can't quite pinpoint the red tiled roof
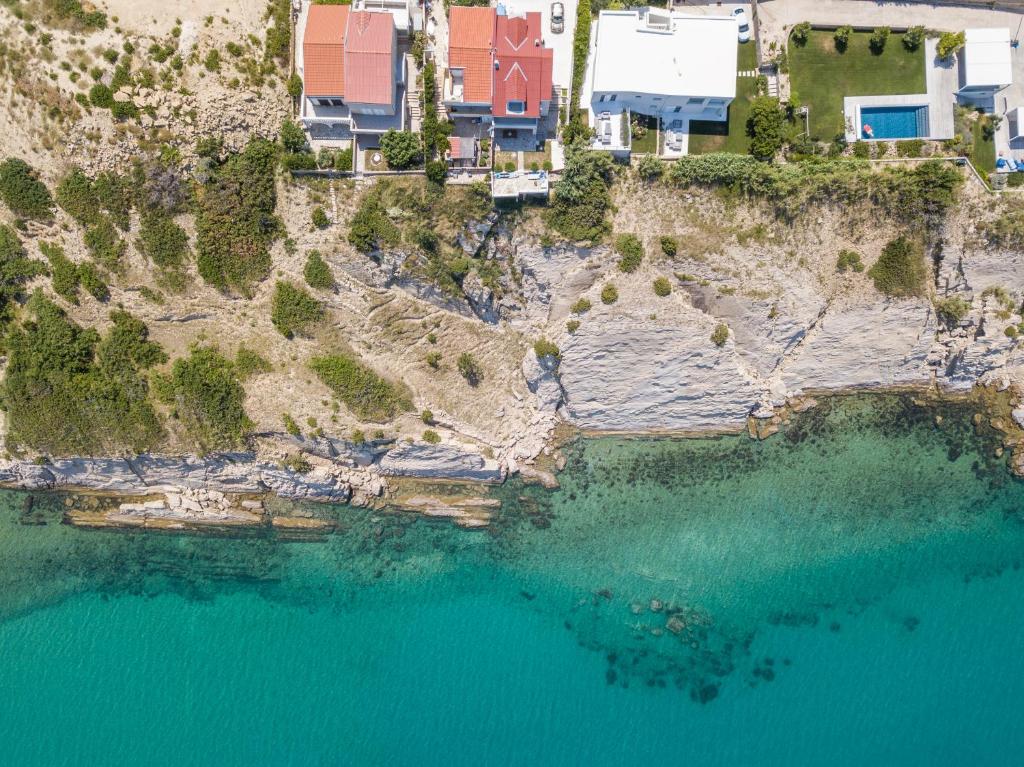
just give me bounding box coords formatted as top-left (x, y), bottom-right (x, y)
top-left (493, 12), bottom-right (552, 118)
top-left (344, 10), bottom-right (394, 106)
top-left (448, 6), bottom-right (495, 104)
top-left (448, 136), bottom-right (476, 160)
top-left (303, 5), bottom-right (349, 96)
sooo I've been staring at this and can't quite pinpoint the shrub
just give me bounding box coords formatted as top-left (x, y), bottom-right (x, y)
top-left (348, 186), bottom-right (401, 253)
top-left (426, 159), bottom-right (448, 184)
top-left (615, 233), bottom-right (644, 273)
top-left (311, 206), bottom-right (329, 229)
top-left (422, 429), bottom-right (441, 444)
top-left (896, 139), bottom-right (924, 158)
top-left (204, 48), bottom-right (221, 72)
top-left (836, 249), bottom-right (864, 273)
top-left (600, 283), bottom-right (618, 304)
top-left (937, 31), bottom-right (965, 60)
top-left (636, 154), bottom-right (664, 182)
top-left (84, 218), bottom-right (125, 270)
top-left (571, 297), bottom-right (592, 314)
top-left (42, 242), bottom-right (80, 303)
top-left (903, 26), bottom-right (925, 51)
top-left (161, 346), bottom-right (251, 452)
top-left (196, 139), bottom-right (281, 296)
top-left (792, 22), bottom-right (812, 46)
top-left (138, 211), bottom-right (189, 271)
top-left (1007, 325), bottom-right (1020, 339)
top-left (747, 96), bottom-right (785, 160)
top-left (421, 409), bottom-right (434, 424)
top-left (310, 353), bottom-right (411, 421)
top-left (426, 351), bottom-right (441, 369)
top-left (653, 277), bottom-right (672, 296)
top-left (569, 0), bottom-right (592, 112)
top-left (0, 158), bottom-right (53, 220)
top-left (280, 119), bottom-right (307, 154)
top-left (0, 226), bottom-right (44, 321)
top-left (88, 83), bottom-right (114, 108)
top-left (711, 323), bottom-right (729, 347)
top-left (77, 262), bottom-right (109, 301)
top-left (834, 25), bottom-right (853, 52)
top-left (110, 99), bottom-right (140, 121)
top-left (567, 319), bottom-right (580, 333)
top-left (3, 297), bottom-right (165, 455)
top-left (271, 281), bottom-right (324, 338)
top-left (869, 26), bottom-right (890, 54)
top-left (868, 236), bottom-right (926, 297)
top-left (534, 338), bottom-right (561, 361)
top-left (548, 146), bottom-right (613, 242)
top-left (235, 346), bottom-right (272, 378)
top-left (287, 72), bottom-right (303, 99)
top-left (282, 412), bottom-right (301, 436)
top-left (457, 352), bottom-right (483, 385)
top-left (660, 236), bottom-right (678, 256)
top-left (304, 250), bottom-right (334, 290)
top-left (934, 295), bottom-right (971, 326)
top-left (379, 130), bottom-right (422, 169)
top-left (852, 141), bottom-right (871, 159)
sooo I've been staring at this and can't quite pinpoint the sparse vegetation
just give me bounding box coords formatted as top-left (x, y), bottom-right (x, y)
top-left (653, 277), bottom-right (672, 296)
top-left (934, 295), bottom-right (971, 326)
top-left (836, 249), bottom-right (864, 273)
top-left (235, 346), bottom-right (272, 379)
top-left (660, 236), bottom-right (677, 257)
top-left (271, 281), bottom-right (324, 338)
top-left (600, 283), bottom-right (618, 304)
top-left (615, 234), bottom-right (644, 273)
top-left (534, 339), bottom-right (561, 361)
top-left (571, 297), bottom-right (592, 314)
top-left (310, 353), bottom-right (412, 422)
top-left (711, 323), bottom-right (729, 347)
top-left (457, 352), bottom-right (483, 386)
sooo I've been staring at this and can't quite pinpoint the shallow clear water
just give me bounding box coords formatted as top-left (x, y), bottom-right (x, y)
top-left (2, 394), bottom-right (1024, 765)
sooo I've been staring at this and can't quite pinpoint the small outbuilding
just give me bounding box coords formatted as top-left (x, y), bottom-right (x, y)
top-left (957, 28), bottom-right (1013, 108)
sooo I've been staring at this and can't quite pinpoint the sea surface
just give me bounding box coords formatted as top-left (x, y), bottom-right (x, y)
top-left (2, 394), bottom-right (1024, 766)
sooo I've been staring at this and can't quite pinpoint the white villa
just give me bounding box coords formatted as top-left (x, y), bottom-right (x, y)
top-left (957, 28), bottom-right (1013, 110)
top-left (584, 8), bottom-right (738, 154)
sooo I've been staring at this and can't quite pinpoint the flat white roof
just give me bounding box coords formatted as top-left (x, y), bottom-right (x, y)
top-left (962, 28), bottom-right (1013, 88)
top-left (591, 10), bottom-right (737, 100)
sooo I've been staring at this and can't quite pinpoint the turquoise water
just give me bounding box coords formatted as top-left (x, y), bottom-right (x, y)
top-left (2, 395), bottom-right (1024, 765)
top-left (861, 105), bottom-right (929, 139)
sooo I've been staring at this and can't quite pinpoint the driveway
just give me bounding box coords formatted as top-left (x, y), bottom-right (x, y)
top-left (501, 0), bottom-right (578, 91)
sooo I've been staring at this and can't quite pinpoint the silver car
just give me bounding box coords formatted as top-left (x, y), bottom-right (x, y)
top-left (551, 2), bottom-right (564, 34)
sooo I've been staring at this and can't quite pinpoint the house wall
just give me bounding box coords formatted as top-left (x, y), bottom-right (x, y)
top-left (591, 90), bottom-right (731, 121)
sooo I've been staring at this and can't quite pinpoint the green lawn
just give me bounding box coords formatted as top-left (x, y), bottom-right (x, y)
top-left (631, 114), bottom-right (659, 154)
top-left (955, 108), bottom-right (997, 173)
top-left (788, 29), bottom-right (926, 140)
top-left (688, 41), bottom-right (759, 155)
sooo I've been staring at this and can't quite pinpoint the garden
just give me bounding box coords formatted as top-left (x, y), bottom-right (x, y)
top-left (688, 42), bottom-right (760, 155)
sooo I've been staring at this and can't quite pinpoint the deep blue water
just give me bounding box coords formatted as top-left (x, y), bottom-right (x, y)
top-left (1, 394), bottom-right (1024, 765)
top-left (861, 105), bottom-right (928, 139)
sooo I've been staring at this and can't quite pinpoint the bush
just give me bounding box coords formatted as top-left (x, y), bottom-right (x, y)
top-left (571, 297), bottom-right (592, 314)
top-left (235, 346), bottom-right (272, 378)
top-left (937, 31), bottom-right (965, 60)
top-left (0, 158), bottom-right (53, 220)
top-left (600, 283), bottom-right (618, 304)
top-left (204, 48), bottom-right (221, 72)
top-left (869, 27), bottom-right (890, 54)
top-left (852, 141), bottom-right (871, 159)
top-left (426, 159), bottom-right (448, 184)
top-left (161, 346), bottom-right (251, 451)
top-left (836, 249), bottom-right (864, 273)
top-left (570, 0), bottom-right (593, 112)
top-left (138, 211), bottom-right (189, 272)
top-left (426, 351), bottom-right (441, 369)
top-left (548, 146), bottom-right (613, 242)
top-left (534, 338), bottom-right (561, 361)
top-left (422, 429), bottom-right (441, 444)
top-left (421, 409), bottom-right (434, 424)
top-left (747, 97), bottom-right (785, 161)
top-left (567, 319), bottom-right (580, 333)
top-left (304, 250), bottom-right (334, 290)
top-left (310, 353), bottom-right (411, 421)
top-left (287, 72), bottom-right (303, 99)
top-left (934, 295), bottom-right (971, 326)
top-left (348, 186), bottom-right (400, 253)
top-left (42, 242), bottom-right (80, 303)
top-left (280, 119), bottom-right (307, 154)
top-left (896, 139), bottom-right (924, 158)
top-left (457, 352), bottom-right (483, 386)
top-left (311, 206), bottom-right (329, 229)
top-left (903, 26), bottom-right (925, 52)
top-left (615, 233), bottom-right (644, 273)
top-left (282, 412), bottom-right (301, 436)
top-left (868, 236), bottom-right (926, 297)
top-left (660, 236), bottom-right (677, 256)
top-left (636, 154), bottom-right (664, 182)
top-left (653, 277), bottom-right (672, 296)
top-left (711, 323), bottom-right (729, 347)
top-left (77, 262), bottom-right (109, 301)
top-left (196, 139), bottom-right (281, 296)
top-left (834, 25), bottom-right (853, 52)
top-left (84, 218), bottom-right (125, 270)
top-left (792, 22), bottom-right (812, 46)
top-left (379, 130), bottom-right (422, 169)
top-left (3, 297), bottom-right (165, 455)
top-left (271, 281), bottom-right (324, 338)
top-left (0, 226), bottom-right (44, 321)
top-left (88, 83), bottom-right (114, 108)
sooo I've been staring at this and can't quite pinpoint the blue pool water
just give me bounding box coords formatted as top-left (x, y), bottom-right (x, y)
top-left (861, 105), bottom-right (929, 139)
top-left (2, 395), bottom-right (1024, 765)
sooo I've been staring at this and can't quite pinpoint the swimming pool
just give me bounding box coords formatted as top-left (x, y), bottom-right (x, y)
top-left (859, 105), bottom-right (929, 140)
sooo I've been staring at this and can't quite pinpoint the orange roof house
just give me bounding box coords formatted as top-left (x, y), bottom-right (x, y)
top-left (448, 6), bottom-right (496, 105)
top-left (492, 12), bottom-right (552, 119)
top-left (303, 4), bottom-right (349, 96)
top-left (344, 10), bottom-right (395, 106)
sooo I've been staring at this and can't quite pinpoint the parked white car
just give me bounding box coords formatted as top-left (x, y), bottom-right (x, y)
top-left (734, 7), bottom-right (751, 44)
top-left (551, 2), bottom-right (564, 34)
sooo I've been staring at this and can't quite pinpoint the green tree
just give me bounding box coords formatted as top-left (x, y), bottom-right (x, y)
top-left (937, 31), bottom-right (965, 59)
top-left (747, 97), bottom-right (785, 161)
top-left (0, 158), bottom-right (53, 220)
top-left (162, 346), bottom-right (251, 452)
top-left (868, 237), bottom-right (926, 297)
top-left (379, 130), bottom-right (423, 169)
top-left (280, 119), bottom-right (307, 154)
top-left (271, 281), bottom-right (324, 338)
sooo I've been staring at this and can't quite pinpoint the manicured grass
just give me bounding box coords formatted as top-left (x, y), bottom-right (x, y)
top-left (631, 114), bottom-right (659, 154)
top-left (788, 29), bottom-right (926, 140)
top-left (954, 107), bottom-right (997, 174)
top-left (688, 41), bottom-right (759, 155)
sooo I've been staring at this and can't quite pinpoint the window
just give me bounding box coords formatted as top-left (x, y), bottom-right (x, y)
top-left (609, 94), bottom-right (617, 102)
top-left (708, 99), bottom-right (724, 106)
top-left (315, 98), bottom-right (343, 107)
top-left (598, 95), bottom-right (606, 102)
top-left (652, 97), bottom-right (663, 101)
top-left (507, 99), bottom-right (525, 114)
top-left (672, 106), bottom-right (681, 113)
top-left (687, 97), bottom-right (705, 105)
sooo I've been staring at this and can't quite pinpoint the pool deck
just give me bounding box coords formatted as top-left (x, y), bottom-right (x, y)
top-left (843, 39), bottom-right (955, 143)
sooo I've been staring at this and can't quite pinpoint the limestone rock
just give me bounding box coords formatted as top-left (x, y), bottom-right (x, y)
top-left (376, 444), bottom-right (505, 481)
